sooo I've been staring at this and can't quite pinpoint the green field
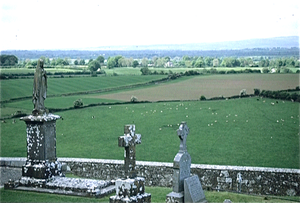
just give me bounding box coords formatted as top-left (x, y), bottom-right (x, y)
top-left (0, 75), bottom-right (166, 102)
top-left (0, 73), bottom-right (299, 169)
top-left (1, 98), bottom-right (299, 168)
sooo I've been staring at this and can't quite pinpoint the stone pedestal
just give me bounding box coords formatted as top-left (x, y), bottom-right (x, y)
top-left (109, 177), bottom-right (151, 203)
top-left (20, 113), bottom-right (62, 179)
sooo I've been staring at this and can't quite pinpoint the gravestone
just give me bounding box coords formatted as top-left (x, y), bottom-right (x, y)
top-left (118, 124), bottom-right (141, 178)
top-left (166, 122), bottom-right (207, 203)
top-left (5, 60), bottom-right (115, 198)
top-left (184, 175), bottom-right (206, 203)
top-left (110, 124), bottom-right (151, 203)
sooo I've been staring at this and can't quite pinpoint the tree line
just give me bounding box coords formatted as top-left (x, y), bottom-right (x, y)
top-left (1, 54), bottom-right (299, 71)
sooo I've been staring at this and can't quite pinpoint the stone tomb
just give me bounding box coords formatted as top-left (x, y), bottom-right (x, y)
top-left (110, 124), bottom-right (151, 203)
top-left (166, 122), bottom-right (207, 203)
top-left (5, 60), bottom-right (115, 198)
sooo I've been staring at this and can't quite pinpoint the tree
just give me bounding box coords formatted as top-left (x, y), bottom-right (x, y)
top-left (74, 99), bottom-right (83, 108)
top-left (56, 58), bottom-right (64, 65)
top-left (51, 59), bottom-right (56, 66)
top-left (96, 55), bottom-right (105, 63)
top-left (194, 59), bottom-right (204, 68)
top-left (141, 58), bottom-right (148, 67)
top-left (0, 55), bottom-right (18, 66)
top-left (164, 56), bottom-right (170, 62)
top-left (132, 60), bottom-right (139, 68)
top-left (114, 55), bottom-right (123, 67)
top-left (74, 60), bottom-right (79, 65)
top-left (79, 59), bottom-right (85, 65)
top-left (204, 57), bottom-right (214, 67)
top-left (88, 60), bottom-right (101, 72)
top-left (140, 67), bottom-right (151, 75)
top-left (107, 57), bottom-right (116, 69)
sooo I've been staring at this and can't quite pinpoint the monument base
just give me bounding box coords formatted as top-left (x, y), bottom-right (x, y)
top-left (166, 191), bottom-right (184, 203)
top-left (5, 177), bottom-right (116, 198)
top-left (22, 160), bottom-right (62, 179)
top-left (110, 177), bottom-right (151, 203)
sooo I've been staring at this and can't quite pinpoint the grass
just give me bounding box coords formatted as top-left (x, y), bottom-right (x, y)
top-left (1, 98), bottom-right (299, 168)
top-left (0, 75), bottom-right (166, 102)
top-left (0, 187), bottom-right (297, 202)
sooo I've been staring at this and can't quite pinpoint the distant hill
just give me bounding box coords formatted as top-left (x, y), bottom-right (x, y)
top-left (92, 36), bottom-right (299, 50)
top-left (1, 36), bottom-right (299, 59)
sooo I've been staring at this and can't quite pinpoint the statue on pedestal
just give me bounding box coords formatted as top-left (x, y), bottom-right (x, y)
top-left (32, 59), bottom-right (47, 115)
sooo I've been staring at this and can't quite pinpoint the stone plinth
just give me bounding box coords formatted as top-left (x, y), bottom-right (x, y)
top-left (20, 113), bottom-right (62, 179)
top-left (5, 177), bottom-right (115, 198)
top-left (110, 177), bottom-right (151, 203)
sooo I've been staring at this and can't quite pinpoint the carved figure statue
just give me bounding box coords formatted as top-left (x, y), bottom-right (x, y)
top-left (32, 59), bottom-right (47, 114)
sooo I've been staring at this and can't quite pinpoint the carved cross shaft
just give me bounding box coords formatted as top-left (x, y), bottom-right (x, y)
top-left (118, 124), bottom-right (141, 178)
top-left (177, 121), bottom-right (189, 152)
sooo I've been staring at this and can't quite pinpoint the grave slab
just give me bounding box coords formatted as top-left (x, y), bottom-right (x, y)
top-left (6, 177), bottom-right (115, 197)
top-left (184, 175), bottom-right (207, 203)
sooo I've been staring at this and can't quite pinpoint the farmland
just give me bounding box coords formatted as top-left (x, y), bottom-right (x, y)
top-left (95, 74), bottom-right (300, 101)
top-left (0, 73), bottom-right (299, 169)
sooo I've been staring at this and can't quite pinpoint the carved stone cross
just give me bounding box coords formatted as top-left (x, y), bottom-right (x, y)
top-left (118, 124), bottom-right (141, 178)
top-left (177, 121), bottom-right (189, 152)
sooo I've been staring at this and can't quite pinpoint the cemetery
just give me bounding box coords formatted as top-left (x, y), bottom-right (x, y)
top-left (0, 60), bottom-right (299, 202)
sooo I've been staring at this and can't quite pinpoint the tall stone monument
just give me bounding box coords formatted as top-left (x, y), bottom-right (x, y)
top-left (21, 59), bottom-right (63, 181)
top-left (166, 122), bottom-right (207, 203)
top-left (110, 124), bottom-right (151, 203)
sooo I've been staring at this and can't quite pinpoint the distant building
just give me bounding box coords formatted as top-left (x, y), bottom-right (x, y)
top-left (165, 61), bottom-right (173, 67)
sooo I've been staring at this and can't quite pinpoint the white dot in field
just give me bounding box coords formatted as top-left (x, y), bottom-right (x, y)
top-left (159, 128), bottom-right (162, 131)
top-left (271, 137), bottom-right (272, 139)
top-left (186, 115), bottom-right (188, 118)
top-left (208, 124), bottom-right (210, 126)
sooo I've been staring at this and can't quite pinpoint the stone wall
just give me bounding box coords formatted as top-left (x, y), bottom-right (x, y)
top-left (1, 157), bottom-right (299, 196)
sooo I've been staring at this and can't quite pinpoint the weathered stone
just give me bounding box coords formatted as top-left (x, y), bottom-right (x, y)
top-left (118, 125), bottom-right (141, 179)
top-left (166, 191), bottom-right (184, 203)
top-left (110, 177), bottom-right (151, 203)
top-left (32, 59), bottom-right (47, 115)
top-left (111, 124), bottom-right (151, 202)
top-left (184, 175), bottom-right (207, 203)
top-left (173, 152), bottom-right (191, 192)
top-left (20, 114), bottom-right (62, 179)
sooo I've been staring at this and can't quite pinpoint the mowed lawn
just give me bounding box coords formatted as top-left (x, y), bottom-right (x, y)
top-left (1, 97), bottom-right (299, 169)
top-left (94, 74), bottom-right (299, 101)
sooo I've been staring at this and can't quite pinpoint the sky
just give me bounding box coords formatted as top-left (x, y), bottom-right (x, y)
top-left (0, 0), bottom-right (299, 50)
